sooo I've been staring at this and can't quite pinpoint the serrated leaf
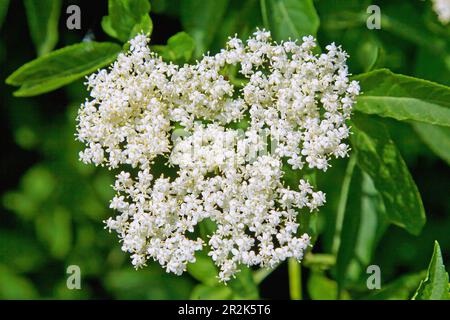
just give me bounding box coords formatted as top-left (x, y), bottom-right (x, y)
top-left (102, 0), bottom-right (152, 42)
top-left (350, 113), bottom-right (426, 235)
top-left (6, 42), bottom-right (121, 96)
top-left (412, 241), bottom-right (449, 300)
top-left (24, 0), bottom-right (61, 56)
top-left (265, 0), bottom-right (319, 41)
top-left (413, 123), bottom-right (450, 165)
top-left (354, 69), bottom-right (450, 127)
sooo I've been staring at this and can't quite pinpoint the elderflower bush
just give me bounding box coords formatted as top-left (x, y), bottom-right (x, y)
top-left (76, 31), bottom-right (360, 281)
top-left (4, 0), bottom-right (450, 300)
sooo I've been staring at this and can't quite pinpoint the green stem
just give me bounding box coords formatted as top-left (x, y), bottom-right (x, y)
top-left (254, 265), bottom-right (277, 285)
top-left (332, 155), bottom-right (357, 255)
top-left (331, 155), bottom-right (357, 300)
top-left (303, 253), bottom-right (336, 269)
top-left (260, 0), bottom-right (270, 30)
top-left (288, 258), bottom-right (302, 300)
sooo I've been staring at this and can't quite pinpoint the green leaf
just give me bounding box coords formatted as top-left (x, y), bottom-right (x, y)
top-left (101, 0), bottom-right (152, 42)
top-left (354, 69), bottom-right (450, 127)
top-left (210, 0), bottom-right (262, 52)
top-left (6, 42), bottom-right (121, 97)
top-left (2, 191), bottom-right (36, 219)
top-left (104, 268), bottom-right (194, 299)
top-left (307, 270), bottom-right (350, 300)
top-left (381, 2), bottom-right (447, 55)
top-left (412, 241), bottom-right (450, 300)
top-left (365, 271), bottom-right (426, 300)
top-left (22, 165), bottom-right (56, 203)
top-left (331, 156), bottom-right (357, 256)
top-left (187, 250), bottom-right (218, 286)
top-left (228, 266), bottom-right (259, 299)
top-left (265, 0), bottom-right (319, 41)
top-left (347, 172), bottom-right (387, 279)
top-left (414, 47), bottom-right (450, 87)
top-left (350, 114), bottom-right (426, 235)
top-left (188, 251), bottom-right (258, 298)
top-left (335, 163), bottom-right (362, 294)
top-left (413, 123), bottom-right (450, 165)
top-left (152, 32), bottom-right (195, 64)
top-left (24, 0), bottom-right (62, 56)
top-left (0, 0), bottom-right (9, 30)
top-left (0, 231), bottom-right (45, 273)
top-left (180, 0), bottom-right (229, 57)
top-left (35, 207), bottom-right (72, 258)
top-left (129, 14), bottom-right (153, 39)
top-left (335, 168), bottom-right (388, 292)
top-left (0, 265), bottom-right (38, 299)
top-left (190, 284), bottom-right (233, 300)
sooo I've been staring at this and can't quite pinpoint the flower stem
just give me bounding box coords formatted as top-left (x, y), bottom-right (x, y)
top-left (288, 257), bottom-right (302, 300)
top-left (254, 264), bottom-right (279, 284)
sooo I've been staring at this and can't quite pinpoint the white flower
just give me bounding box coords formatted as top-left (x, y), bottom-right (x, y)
top-left (432, 0), bottom-right (450, 24)
top-left (76, 30), bottom-right (359, 282)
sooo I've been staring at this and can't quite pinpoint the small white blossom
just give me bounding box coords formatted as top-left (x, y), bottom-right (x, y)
top-left (432, 0), bottom-right (450, 24)
top-left (76, 30), bottom-right (359, 282)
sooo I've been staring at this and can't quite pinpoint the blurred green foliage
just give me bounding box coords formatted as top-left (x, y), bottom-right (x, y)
top-left (0, 0), bottom-right (449, 299)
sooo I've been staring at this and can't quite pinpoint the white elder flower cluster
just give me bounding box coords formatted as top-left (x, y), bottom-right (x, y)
top-left (432, 0), bottom-right (450, 24)
top-left (76, 30), bottom-right (360, 282)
